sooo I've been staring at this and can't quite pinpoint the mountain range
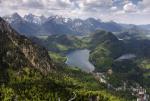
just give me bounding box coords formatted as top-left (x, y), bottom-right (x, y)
top-left (4, 13), bottom-right (150, 36)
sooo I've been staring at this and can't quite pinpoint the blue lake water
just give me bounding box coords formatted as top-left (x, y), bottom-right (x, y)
top-left (66, 49), bottom-right (95, 72)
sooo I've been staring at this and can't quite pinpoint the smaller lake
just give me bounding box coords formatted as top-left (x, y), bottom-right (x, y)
top-left (115, 54), bottom-right (136, 61)
top-left (66, 49), bottom-right (95, 72)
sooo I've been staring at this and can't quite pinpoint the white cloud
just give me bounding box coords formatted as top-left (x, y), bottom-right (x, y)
top-left (110, 6), bottom-right (117, 11)
top-left (123, 2), bottom-right (137, 12)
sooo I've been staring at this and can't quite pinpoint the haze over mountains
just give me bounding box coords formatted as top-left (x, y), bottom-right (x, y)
top-left (3, 13), bottom-right (150, 36)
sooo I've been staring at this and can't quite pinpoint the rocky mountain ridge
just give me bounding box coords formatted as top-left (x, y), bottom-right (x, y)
top-left (0, 17), bottom-right (54, 74)
top-left (3, 13), bottom-right (125, 36)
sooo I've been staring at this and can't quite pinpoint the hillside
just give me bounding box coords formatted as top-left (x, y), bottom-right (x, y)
top-left (31, 34), bottom-right (86, 53)
top-left (89, 30), bottom-right (125, 72)
top-left (88, 30), bottom-right (150, 99)
top-left (0, 17), bottom-right (54, 74)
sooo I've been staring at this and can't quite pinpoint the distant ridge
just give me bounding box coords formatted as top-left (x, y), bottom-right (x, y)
top-left (3, 13), bottom-right (125, 36)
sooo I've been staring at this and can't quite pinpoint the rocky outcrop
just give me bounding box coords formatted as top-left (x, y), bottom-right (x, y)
top-left (0, 17), bottom-right (55, 74)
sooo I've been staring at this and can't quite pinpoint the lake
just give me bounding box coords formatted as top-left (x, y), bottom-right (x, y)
top-left (66, 49), bottom-right (95, 72)
top-left (115, 54), bottom-right (136, 61)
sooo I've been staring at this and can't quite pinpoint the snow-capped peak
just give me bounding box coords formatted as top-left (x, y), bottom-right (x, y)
top-left (4, 13), bottom-right (23, 23)
top-left (24, 14), bottom-right (46, 24)
top-left (45, 15), bottom-right (72, 24)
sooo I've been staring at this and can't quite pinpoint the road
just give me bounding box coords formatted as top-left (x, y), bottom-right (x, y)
top-left (68, 92), bottom-right (77, 101)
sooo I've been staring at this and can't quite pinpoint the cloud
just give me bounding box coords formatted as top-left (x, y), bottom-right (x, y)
top-left (0, 0), bottom-right (150, 24)
top-left (82, 0), bottom-right (113, 9)
top-left (1, 0), bottom-right (103, 14)
top-left (139, 0), bottom-right (150, 7)
top-left (110, 6), bottom-right (117, 11)
top-left (0, 0), bottom-right (114, 16)
top-left (123, 2), bottom-right (137, 12)
top-left (21, 0), bottom-right (44, 9)
top-left (138, 0), bottom-right (150, 13)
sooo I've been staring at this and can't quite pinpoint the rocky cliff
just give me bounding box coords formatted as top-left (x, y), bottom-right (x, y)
top-left (0, 17), bottom-right (54, 74)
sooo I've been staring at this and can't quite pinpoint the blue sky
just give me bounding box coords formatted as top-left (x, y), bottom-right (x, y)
top-left (0, 0), bottom-right (150, 24)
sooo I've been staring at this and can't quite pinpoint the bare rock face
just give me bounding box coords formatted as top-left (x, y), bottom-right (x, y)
top-left (0, 17), bottom-right (55, 74)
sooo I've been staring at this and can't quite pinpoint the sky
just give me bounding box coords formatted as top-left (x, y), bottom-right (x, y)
top-left (0, 0), bottom-right (150, 25)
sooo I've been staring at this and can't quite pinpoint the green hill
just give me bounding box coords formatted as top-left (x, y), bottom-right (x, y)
top-left (89, 30), bottom-right (125, 72)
